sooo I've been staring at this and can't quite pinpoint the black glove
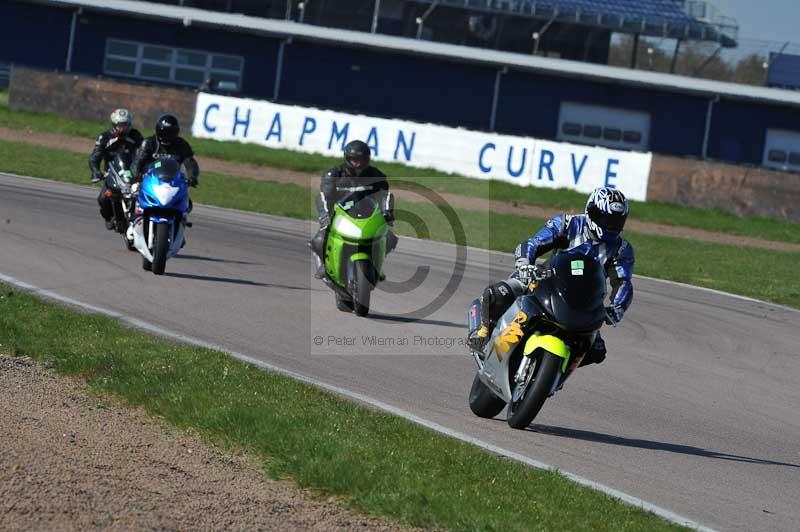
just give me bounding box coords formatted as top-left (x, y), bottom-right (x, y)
top-left (605, 305), bottom-right (624, 326)
top-left (188, 175), bottom-right (198, 188)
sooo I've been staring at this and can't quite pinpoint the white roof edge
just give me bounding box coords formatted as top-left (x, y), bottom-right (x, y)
top-left (30, 0), bottom-right (800, 108)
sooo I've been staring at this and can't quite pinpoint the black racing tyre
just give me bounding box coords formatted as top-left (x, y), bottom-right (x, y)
top-left (468, 373), bottom-right (506, 418)
top-left (506, 352), bottom-right (562, 429)
top-left (151, 223), bottom-right (170, 275)
top-left (335, 294), bottom-right (354, 312)
top-left (352, 260), bottom-right (372, 317)
top-left (113, 202), bottom-right (127, 234)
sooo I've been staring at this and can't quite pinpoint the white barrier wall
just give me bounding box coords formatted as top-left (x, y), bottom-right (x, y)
top-left (192, 92), bottom-right (652, 200)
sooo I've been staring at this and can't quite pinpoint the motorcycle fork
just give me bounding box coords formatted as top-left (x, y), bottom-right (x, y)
top-left (552, 353), bottom-right (585, 393)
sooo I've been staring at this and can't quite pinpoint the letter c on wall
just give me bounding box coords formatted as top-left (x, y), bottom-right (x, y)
top-left (479, 143), bottom-right (495, 174)
top-left (203, 103), bottom-right (220, 133)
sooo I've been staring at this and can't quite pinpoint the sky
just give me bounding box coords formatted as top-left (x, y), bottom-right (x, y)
top-left (711, 0), bottom-right (798, 44)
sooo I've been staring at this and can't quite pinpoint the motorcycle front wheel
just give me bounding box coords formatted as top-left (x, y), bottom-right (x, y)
top-left (468, 373), bottom-right (506, 418)
top-left (352, 260), bottom-right (372, 317)
top-left (506, 351), bottom-right (562, 429)
top-left (151, 223), bottom-right (170, 275)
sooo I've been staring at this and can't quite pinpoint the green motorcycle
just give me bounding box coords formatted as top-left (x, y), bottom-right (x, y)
top-left (321, 193), bottom-right (389, 316)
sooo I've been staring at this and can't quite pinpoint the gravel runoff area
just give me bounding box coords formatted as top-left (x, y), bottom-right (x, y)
top-left (0, 355), bottom-right (411, 531)
top-left (0, 126), bottom-right (797, 254)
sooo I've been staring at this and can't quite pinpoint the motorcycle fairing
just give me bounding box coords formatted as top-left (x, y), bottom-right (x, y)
top-left (523, 334), bottom-right (571, 373)
top-left (325, 200), bottom-right (388, 288)
top-left (132, 165), bottom-right (189, 262)
top-left (478, 296), bottom-right (540, 402)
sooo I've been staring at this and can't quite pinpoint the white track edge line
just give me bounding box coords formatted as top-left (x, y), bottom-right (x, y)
top-left (0, 271), bottom-right (715, 532)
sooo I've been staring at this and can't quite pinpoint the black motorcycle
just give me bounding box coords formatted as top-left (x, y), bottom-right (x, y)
top-left (467, 251), bottom-right (608, 429)
top-left (103, 152), bottom-right (136, 250)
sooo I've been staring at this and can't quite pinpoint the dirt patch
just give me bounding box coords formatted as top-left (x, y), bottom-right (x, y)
top-left (2, 126), bottom-right (797, 253)
top-left (0, 355), bottom-right (411, 531)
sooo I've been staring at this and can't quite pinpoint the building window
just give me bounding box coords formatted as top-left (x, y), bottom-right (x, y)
top-left (103, 39), bottom-right (244, 91)
top-left (763, 129), bottom-right (800, 172)
top-left (768, 150), bottom-right (787, 163)
top-left (557, 102), bottom-right (651, 151)
top-left (583, 125), bottom-right (602, 138)
top-left (562, 122), bottom-right (582, 136)
top-left (603, 128), bottom-right (622, 142)
top-left (623, 130), bottom-right (642, 144)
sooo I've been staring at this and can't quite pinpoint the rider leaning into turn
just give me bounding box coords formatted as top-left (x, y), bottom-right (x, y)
top-left (89, 108), bottom-right (143, 230)
top-left (468, 187), bottom-right (635, 367)
top-left (310, 139), bottom-right (397, 279)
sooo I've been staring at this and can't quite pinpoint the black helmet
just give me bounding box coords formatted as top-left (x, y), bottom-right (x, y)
top-left (155, 114), bottom-right (180, 145)
top-left (585, 187), bottom-right (629, 239)
top-left (344, 140), bottom-right (371, 176)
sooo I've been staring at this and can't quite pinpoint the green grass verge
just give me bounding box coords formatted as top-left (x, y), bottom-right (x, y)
top-left (0, 284), bottom-right (686, 531)
top-left (1, 139), bottom-right (796, 308)
top-left (1, 103), bottom-right (797, 244)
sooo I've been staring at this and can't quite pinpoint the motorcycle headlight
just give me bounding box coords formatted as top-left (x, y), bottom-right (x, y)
top-left (332, 216), bottom-right (362, 239)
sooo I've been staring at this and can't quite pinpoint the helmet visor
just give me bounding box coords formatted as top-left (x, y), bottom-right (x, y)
top-left (112, 123), bottom-right (130, 136)
top-left (347, 154), bottom-right (369, 169)
top-left (590, 208), bottom-right (627, 233)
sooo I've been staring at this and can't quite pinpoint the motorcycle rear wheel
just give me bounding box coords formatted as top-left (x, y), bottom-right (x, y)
top-left (468, 373), bottom-right (506, 418)
top-left (506, 351), bottom-right (562, 429)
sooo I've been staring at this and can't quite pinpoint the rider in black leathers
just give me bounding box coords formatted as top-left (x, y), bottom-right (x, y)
top-left (131, 114), bottom-right (199, 185)
top-left (310, 140), bottom-right (397, 279)
top-left (89, 108), bottom-right (143, 230)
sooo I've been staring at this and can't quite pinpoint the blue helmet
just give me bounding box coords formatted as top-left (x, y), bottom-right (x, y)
top-left (586, 187), bottom-right (628, 239)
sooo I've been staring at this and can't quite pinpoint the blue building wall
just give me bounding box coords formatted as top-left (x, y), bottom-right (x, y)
top-left (280, 42), bottom-right (496, 130)
top-left (0, 2), bottom-right (72, 70)
top-left (2, 0), bottom-right (799, 167)
top-left (496, 70), bottom-right (709, 157)
top-left (69, 11), bottom-right (280, 98)
top-left (708, 100), bottom-right (800, 164)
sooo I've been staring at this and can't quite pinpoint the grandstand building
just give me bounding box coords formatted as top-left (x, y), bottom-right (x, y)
top-left (141, 0), bottom-right (739, 64)
top-left (2, 0), bottom-right (799, 173)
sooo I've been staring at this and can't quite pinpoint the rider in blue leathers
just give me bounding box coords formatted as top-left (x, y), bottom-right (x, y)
top-left (468, 187), bottom-right (634, 366)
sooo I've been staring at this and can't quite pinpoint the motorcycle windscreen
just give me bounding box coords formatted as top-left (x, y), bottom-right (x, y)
top-left (338, 193), bottom-right (380, 220)
top-left (148, 158), bottom-right (184, 183)
top-left (547, 252), bottom-right (607, 331)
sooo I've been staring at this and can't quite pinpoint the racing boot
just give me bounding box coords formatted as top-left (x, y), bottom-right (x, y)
top-left (468, 325), bottom-right (491, 357)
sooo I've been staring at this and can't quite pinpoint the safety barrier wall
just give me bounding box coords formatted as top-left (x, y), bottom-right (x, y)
top-left (8, 66), bottom-right (197, 132)
top-left (8, 68), bottom-right (800, 221)
top-left (191, 92), bottom-right (653, 201)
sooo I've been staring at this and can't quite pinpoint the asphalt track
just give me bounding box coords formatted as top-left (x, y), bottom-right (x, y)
top-left (1, 173), bottom-right (798, 532)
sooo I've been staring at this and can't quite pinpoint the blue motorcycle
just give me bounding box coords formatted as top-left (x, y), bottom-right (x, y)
top-left (130, 158), bottom-right (190, 275)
